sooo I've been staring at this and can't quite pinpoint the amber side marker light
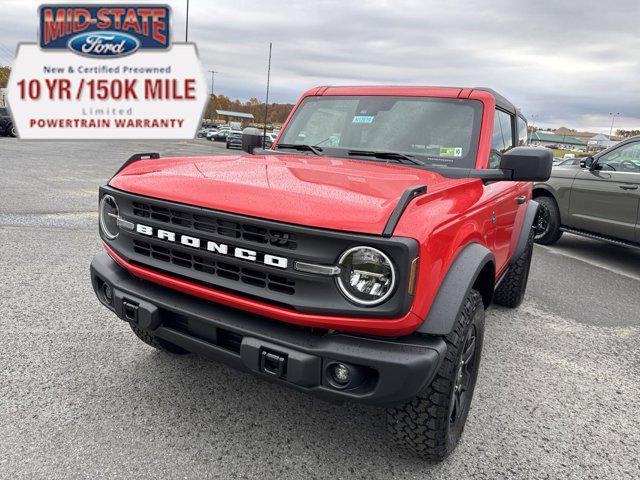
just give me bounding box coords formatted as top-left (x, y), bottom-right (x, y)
top-left (408, 258), bottom-right (419, 295)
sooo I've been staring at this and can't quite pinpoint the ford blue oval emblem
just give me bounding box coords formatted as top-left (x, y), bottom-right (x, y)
top-left (67, 31), bottom-right (140, 58)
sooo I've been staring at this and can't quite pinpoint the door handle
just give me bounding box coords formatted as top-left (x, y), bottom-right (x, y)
top-left (619, 185), bottom-right (639, 190)
top-left (516, 195), bottom-right (527, 204)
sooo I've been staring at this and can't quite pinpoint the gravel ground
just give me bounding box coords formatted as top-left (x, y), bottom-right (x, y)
top-left (1, 137), bottom-right (639, 479)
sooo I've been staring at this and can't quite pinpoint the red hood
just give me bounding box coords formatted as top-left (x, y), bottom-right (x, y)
top-left (109, 153), bottom-right (463, 234)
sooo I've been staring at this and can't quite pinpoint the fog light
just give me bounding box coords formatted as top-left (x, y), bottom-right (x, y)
top-left (331, 363), bottom-right (351, 385)
top-left (102, 283), bottom-right (113, 304)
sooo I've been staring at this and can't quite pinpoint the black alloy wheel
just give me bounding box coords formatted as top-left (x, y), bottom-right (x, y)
top-left (533, 202), bottom-right (550, 240)
top-left (448, 324), bottom-right (478, 434)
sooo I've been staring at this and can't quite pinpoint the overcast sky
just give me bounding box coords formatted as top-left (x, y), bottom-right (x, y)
top-left (1, 0), bottom-right (639, 133)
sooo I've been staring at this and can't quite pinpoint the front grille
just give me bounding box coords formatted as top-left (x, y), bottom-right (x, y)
top-left (101, 185), bottom-right (417, 318)
top-left (131, 201), bottom-right (298, 250)
top-left (133, 239), bottom-right (296, 295)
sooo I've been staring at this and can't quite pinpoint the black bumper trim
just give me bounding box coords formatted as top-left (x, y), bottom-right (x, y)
top-left (90, 252), bottom-right (446, 407)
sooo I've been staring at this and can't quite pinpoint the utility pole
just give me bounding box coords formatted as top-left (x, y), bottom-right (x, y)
top-left (262, 42), bottom-right (273, 144)
top-left (528, 114), bottom-right (537, 145)
top-left (609, 112), bottom-right (621, 138)
top-left (185, 0), bottom-right (190, 42)
top-left (208, 70), bottom-right (218, 96)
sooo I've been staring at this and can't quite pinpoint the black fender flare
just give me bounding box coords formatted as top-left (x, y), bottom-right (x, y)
top-left (417, 243), bottom-right (495, 336)
top-left (510, 200), bottom-right (539, 264)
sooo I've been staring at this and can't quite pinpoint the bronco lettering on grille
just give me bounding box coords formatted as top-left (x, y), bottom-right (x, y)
top-left (135, 223), bottom-right (289, 269)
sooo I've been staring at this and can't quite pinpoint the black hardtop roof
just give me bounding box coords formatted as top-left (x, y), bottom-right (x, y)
top-left (473, 87), bottom-right (520, 116)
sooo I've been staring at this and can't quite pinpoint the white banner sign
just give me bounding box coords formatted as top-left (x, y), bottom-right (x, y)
top-left (7, 43), bottom-right (207, 139)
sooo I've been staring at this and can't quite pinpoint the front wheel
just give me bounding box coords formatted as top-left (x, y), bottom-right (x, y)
top-left (10, 124), bottom-right (17, 137)
top-left (387, 290), bottom-right (484, 461)
top-left (533, 196), bottom-right (562, 245)
top-left (493, 227), bottom-right (534, 308)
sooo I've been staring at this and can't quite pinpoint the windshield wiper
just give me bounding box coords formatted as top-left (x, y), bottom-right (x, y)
top-left (275, 143), bottom-right (323, 156)
top-left (346, 150), bottom-right (424, 166)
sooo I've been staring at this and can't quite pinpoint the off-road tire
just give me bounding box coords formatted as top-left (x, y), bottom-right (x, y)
top-left (10, 124), bottom-right (17, 137)
top-left (386, 290), bottom-right (484, 461)
top-left (129, 323), bottom-right (189, 354)
top-left (493, 228), bottom-right (534, 308)
top-left (534, 196), bottom-right (563, 245)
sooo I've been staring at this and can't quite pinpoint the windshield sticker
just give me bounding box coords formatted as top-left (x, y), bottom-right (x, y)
top-left (327, 134), bottom-right (341, 147)
top-left (352, 115), bottom-right (375, 124)
top-left (440, 147), bottom-right (463, 157)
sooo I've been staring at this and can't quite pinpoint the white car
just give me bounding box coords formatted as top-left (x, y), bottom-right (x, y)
top-left (197, 127), bottom-right (214, 138)
top-left (263, 132), bottom-right (278, 148)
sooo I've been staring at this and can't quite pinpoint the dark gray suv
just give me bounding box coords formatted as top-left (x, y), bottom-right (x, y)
top-left (533, 136), bottom-right (640, 247)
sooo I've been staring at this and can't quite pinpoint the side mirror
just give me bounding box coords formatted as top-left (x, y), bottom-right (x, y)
top-left (241, 127), bottom-right (263, 154)
top-left (580, 156), bottom-right (595, 169)
top-left (499, 147), bottom-right (553, 181)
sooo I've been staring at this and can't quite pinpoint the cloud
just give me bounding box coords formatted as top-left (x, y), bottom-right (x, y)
top-left (1, 0), bottom-right (639, 132)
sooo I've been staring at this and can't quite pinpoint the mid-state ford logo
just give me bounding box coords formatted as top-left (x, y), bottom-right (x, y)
top-left (39, 4), bottom-right (170, 55)
top-left (68, 31), bottom-right (140, 58)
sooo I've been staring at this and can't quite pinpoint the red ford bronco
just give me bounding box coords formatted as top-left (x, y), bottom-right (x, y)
top-left (91, 86), bottom-right (552, 460)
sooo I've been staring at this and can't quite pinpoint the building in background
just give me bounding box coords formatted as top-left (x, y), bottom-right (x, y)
top-left (588, 134), bottom-right (620, 151)
top-left (528, 131), bottom-right (587, 152)
top-left (0, 88), bottom-right (7, 107)
top-left (214, 110), bottom-right (254, 128)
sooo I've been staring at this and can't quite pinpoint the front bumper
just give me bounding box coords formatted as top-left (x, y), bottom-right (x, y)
top-left (91, 252), bottom-right (446, 407)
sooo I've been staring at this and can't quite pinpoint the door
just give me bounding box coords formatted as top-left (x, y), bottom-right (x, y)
top-left (568, 140), bottom-right (640, 242)
top-left (637, 198), bottom-right (640, 244)
top-left (487, 109), bottom-right (523, 272)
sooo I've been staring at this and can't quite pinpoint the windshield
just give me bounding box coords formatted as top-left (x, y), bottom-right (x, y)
top-left (278, 96), bottom-right (483, 168)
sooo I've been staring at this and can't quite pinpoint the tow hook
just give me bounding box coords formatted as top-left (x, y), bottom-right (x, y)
top-left (260, 349), bottom-right (287, 378)
top-left (122, 300), bottom-right (139, 323)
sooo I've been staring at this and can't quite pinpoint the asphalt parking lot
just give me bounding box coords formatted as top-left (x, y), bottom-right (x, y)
top-left (1, 137), bottom-right (639, 479)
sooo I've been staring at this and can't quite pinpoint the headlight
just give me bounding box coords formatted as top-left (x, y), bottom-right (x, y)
top-left (336, 246), bottom-right (396, 306)
top-left (99, 195), bottom-right (120, 239)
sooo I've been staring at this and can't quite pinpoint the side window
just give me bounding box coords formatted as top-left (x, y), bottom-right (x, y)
top-left (489, 109), bottom-right (515, 167)
top-left (598, 142), bottom-right (640, 173)
top-left (517, 116), bottom-right (528, 146)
